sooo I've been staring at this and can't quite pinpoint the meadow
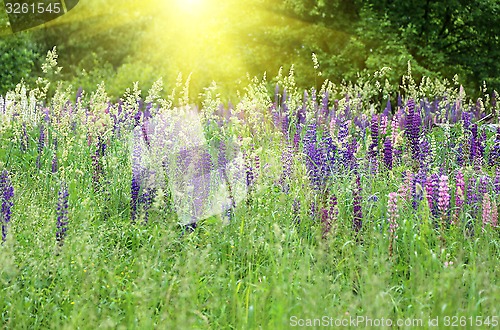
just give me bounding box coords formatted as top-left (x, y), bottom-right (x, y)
top-left (0, 51), bottom-right (499, 329)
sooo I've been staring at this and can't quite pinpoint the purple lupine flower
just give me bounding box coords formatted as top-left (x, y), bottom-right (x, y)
top-left (321, 131), bottom-right (336, 177)
top-left (384, 99), bottom-right (391, 116)
top-left (466, 177), bottom-right (479, 227)
top-left (51, 138), bottom-right (58, 174)
top-left (36, 124), bottom-right (45, 169)
top-left (477, 130), bottom-right (486, 166)
top-left (303, 124), bottom-right (323, 189)
top-left (134, 109), bottom-right (142, 128)
top-left (192, 150), bottom-right (213, 219)
top-left (462, 111), bottom-right (472, 132)
top-left (479, 175), bottom-right (489, 197)
top-left (97, 137), bottom-right (107, 157)
top-left (337, 118), bottom-right (351, 169)
top-left (1, 170), bottom-right (14, 242)
top-left (280, 145), bottom-right (293, 193)
top-left (338, 116), bottom-right (349, 139)
top-left (245, 155), bottom-right (254, 188)
top-left (438, 175), bottom-right (450, 215)
top-left (310, 201), bottom-right (317, 220)
top-left (131, 134), bottom-right (143, 223)
top-left (494, 168), bottom-right (500, 194)
top-left (56, 182), bottom-right (69, 245)
top-left (353, 173), bottom-right (362, 234)
top-left (345, 137), bottom-right (358, 170)
top-left (411, 108), bottom-right (421, 159)
top-left (470, 124), bottom-right (478, 162)
top-left (178, 147), bottom-right (192, 170)
top-left (52, 155), bottom-right (58, 174)
top-left (130, 174), bottom-right (141, 223)
top-left (383, 137), bottom-right (393, 170)
top-left (271, 105), bottom-right (280, 129)
top-left (419, 138), bottom-right (430, 168)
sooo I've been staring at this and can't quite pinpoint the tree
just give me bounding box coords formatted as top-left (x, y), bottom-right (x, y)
top-left (0, 8), bottom-right (41, 94)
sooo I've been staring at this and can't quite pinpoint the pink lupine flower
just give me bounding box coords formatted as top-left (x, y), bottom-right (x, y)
top-left (455, 170), bottom-right (465, 197)
top-left (387, 192), bottom-right (399, 236)
top-left (492, 199), bottom-right (498, 227)
top-left (398, 171), bottom-right (413, 202)
top-left (437, 175), bottom-right (450, 214)
top-left (380, 114), bottom-right (388, 135)
top-left (391, 115), bottom-right (398, 145)
top-left (482, 193), bottom-right (492, 230)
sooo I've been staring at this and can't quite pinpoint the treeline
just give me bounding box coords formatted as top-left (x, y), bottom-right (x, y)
top-left (0, 0), bottom-right (498, 98)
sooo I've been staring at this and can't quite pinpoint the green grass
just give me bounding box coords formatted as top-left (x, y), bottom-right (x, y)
top-left (1, 126), bottom-right (498, 329)
top-left (0, 63), bottom-right (499, 329)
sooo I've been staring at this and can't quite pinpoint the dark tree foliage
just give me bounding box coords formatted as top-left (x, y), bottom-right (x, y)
top-left (361, 0), bottom-right (499, 91)
top-left (0, 0), bottom-right (498, 96)
top-left (280, 0), bottom-right (499, 93)
top-left (0, 11), bottom-right (41, 93)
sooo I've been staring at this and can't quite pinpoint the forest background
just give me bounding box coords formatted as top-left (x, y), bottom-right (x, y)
top-left (0, 0), bottom-right (499, 100)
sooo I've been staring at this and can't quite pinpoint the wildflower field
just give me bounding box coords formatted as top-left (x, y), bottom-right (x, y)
top-left (0, 52), bottom-right (499, 329)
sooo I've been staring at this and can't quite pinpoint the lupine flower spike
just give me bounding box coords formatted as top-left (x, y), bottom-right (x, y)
top-left (438, 175), bottom-right (450, 224)
top-left (1, 170), bottom-right (14, 243)
top-left (482, 193), bottom-right (491, 231)
top-left (56, 183), bottom-right (69, 246)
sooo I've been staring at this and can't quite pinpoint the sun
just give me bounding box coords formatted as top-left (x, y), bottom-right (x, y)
top-left (175, 0), bottom-right (207, 14)
top-left (185, 0), bottom-right (204, 5)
